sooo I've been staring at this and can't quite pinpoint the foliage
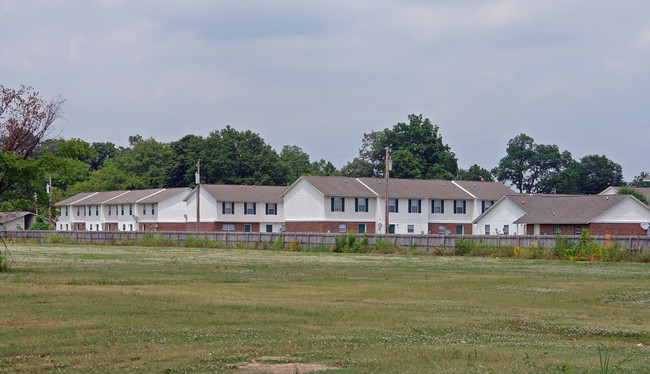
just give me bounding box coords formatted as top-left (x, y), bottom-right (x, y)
top-left (355, 114), bottom-right (458, 179)
top-left (492, 134), bottom-right (573, 193)
top-left (0, 246), bottom-right (9, 272)
top-left (551, 229), bottom-right (625, 261)
top-left (629, 171), bottom-right (649, 187)
top-left (456, 164), bottom-right (494, 181)
top-left (28, 215), bottom-right (50, 230)
top-left (0, 85), bottom-right (65, 211)
top-left (575, 154), bottom-right (624, 194)
top-left (617, 186), bottom-right (649, 205)
top-left (333, 232), bottom-right (371, 253)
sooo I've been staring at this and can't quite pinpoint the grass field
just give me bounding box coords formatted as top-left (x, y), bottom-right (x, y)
top-left (0, 243), bottom-right (648, 373)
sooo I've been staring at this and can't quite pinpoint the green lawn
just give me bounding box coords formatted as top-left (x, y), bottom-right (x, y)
top-left (0, 244), bottom-right (648, 373)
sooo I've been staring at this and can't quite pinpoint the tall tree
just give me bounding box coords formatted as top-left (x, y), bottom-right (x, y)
top-left (456, 164), bottom-right (494, 181)
top-left (0, 85), bottom-right (65, 209)
top-left (492, 134), bottom-right (573, 193)
top-left (629, 172), bottom-right (650, 188)
top-left (357, 114), bottom-right (458, 179)
top-left (280, 145), bottom-right (316, 182)
top-left (575, 154), bottom-right (624, 194)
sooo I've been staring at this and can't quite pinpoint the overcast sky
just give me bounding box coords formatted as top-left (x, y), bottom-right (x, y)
top-left (2, 0), bottom-right (649, 181)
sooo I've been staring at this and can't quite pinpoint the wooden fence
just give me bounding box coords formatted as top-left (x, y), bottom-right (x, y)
top-left (3, 230), bottom-right (650, 251)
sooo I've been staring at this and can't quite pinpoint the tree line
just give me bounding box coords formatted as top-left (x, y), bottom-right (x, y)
top-left (1, 86), bottom-right (648, 214)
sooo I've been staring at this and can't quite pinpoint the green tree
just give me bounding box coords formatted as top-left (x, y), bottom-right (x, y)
top-left (341, 157), bottom-right (374, 177)
top-left (0, 85), bottom-right (65, 211)
top-left (311, 159), bottom-right (339, 176)
top-left (201, 126), bottom-right (288, 185)
top-left (575, 154), bottom-right (623, 194)
top-left (357, 114), bottom-right (458, 179)
top-left (456, 164), bottom-right (494, 181)
top-left (166, 134), bottom-right (205, 187)
top-left (618, 186), bottom-right (649, 205)
top-left (28, 215), bottom-right (50, 230)
top-left (492, 134), bottom-right (573, 193)
top-left (90, 141), bottom-right (117, 171)
top-left (629, 172), bottom-right (650, 188)
top-left (280, 145), bottom-right (316, 182)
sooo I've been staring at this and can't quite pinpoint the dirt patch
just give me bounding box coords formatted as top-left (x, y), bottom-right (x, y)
top-left (235, 359), bottom-right (339, 374)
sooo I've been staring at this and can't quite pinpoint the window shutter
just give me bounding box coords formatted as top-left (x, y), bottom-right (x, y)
top-left (463, 201), bottom-right (466, 214)
top-left (482, 201), bottom-right (485, 212)
top-left (244, 202), bottom-right (247, 214)
top-left (222, 202), bottom-right (225, 214)
top-left (341, 198), bottom-right (345, 212)
top-left (431, 200), bottom-right (435, 213)
top-left (365, 198), bottom-right (369, 212)
top-left (253, 203), bottom-right (256, 215)
top-left (408, 199), bottom-right (412, 213)
top-left (331, 197), bottom-right (334, 211)
top-left (453, 200), bottom-right (457, 214)
top-left (441, 200), bottom-right (445, 214)
top-left (418, 199), bottom-right (421, 213)
top-left (355, 198), bottom-right (359, 212)
top-left (265, 203), bottom-right (269, 215)
top-left (395, 199), bottom-right (398, 213)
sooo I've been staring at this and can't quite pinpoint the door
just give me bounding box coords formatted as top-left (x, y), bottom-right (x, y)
top-left (534, 224), bottom-right (540, 235)
top-left (388, 224), bottom-right (395, 234)
top-left (358, 224), bottom-right (366, 234)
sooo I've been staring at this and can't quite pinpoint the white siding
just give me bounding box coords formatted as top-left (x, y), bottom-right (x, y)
top-left (283, 181), bottom-right (325, 221)
top-left (474, 199), bottom-right (526, 235)
top-left (594, 199), bottom-right (650, 223)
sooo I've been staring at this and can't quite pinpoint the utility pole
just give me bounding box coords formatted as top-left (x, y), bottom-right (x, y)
top-left (196, 159), bottom-right (201, 233)
top-left (385, 147), bottom-right (390, 234)
top-left (48, 175), bottom-right (52, 230)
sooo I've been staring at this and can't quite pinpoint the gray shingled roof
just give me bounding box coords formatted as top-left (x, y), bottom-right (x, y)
top-left (453, 180), bottom-right (516, 200)
top-left (300, 176), bottom-right (376, 197)
top-left (69, 190), bottom-right (129, 205)
top-left (109, 189), bottom-right (166, 204)
top-left (137, 188), bottom-right (191, 203)
top-left (54, 192), bottom-right (96, 206)
top-left (510, 194), bottom-right (630, 224)
top-left (607, 187), bottom-right (650, 205)
top-left (358, 177), bottom-right (472, 199)
top-left (0, 211), bottom-right (35, 224)
top-left (201, 184), bottom-right (286, 203)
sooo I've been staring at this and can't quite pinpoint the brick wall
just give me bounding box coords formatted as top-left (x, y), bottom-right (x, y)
top-left (590, 223), bottom-right (648, 236)
top-left (286, 221), bottom-right (375, 233)
top-left (428, 223), bottom-right (473, 235)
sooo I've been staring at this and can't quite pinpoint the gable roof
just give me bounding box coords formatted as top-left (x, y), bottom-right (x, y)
top-left (137, 188), bottom-right (191, 203)
top-left (299, 176), bottom-right (376, 197)
top-left (0, 211), bottom-right (35, 224)
top-left (54, 192), bottom-right (97, 206)
top-left (201, 184), bottom-right (286, 203)
top-left (69, 190), bottom-right (129, 205)
top-left (358, 177), bottom-right (471, 199)
top-left (452, 180), bottom-right (516, 200)
top-left (509, 194), bottom-right (631, 224)
top-left (601, 186), bottom-right (650, 205)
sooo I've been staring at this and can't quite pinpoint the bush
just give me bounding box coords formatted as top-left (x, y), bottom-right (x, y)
top-left (28, 215), bottom-right (50, 230)
top-left (0, 248), bottom-right (10, 272)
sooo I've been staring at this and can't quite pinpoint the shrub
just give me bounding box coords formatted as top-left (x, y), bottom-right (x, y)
top-left (269, 236), bottom-right (283, 250)
top-left (0, 248), bottom-right (10, 272)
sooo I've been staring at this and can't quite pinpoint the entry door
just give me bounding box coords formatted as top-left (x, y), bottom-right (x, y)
top-left (534, 225), bottom-right (540, 235)
top-left (358, 224), bottom-right (366, 234)
top-left (388, 224), bottom-right (395, 234)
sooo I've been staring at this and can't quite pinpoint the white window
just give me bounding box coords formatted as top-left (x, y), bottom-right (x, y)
top-left (244, 203), bottom-right (256, 215)
top-left (129, 224), bottom-right (133, 231)
top-left (482, 200), bottom-right (494, 213)
top-left (408, 199), bottom-right (421, 213)
top-left (338, 224), bottom-right (346, 233)
top-left (121, 205), bottom-right (125, 215)
top-left (122, 224), bottom-right (126, 231)
top-left (438, 225), bottom-right (446, 234)
top-left (388, 199), bottom-right (398, 213)
top-left (485, 225), bottom-right (491, 235)
top-left (454, 200), bottom-right (466, 214)
top-left (407, 225), bottom-right (414, 233)
top-left (332, 197), bottom-right (344, 212)
top-left (574, 225), bottom-right (582, 235)
top-left (223, 202), bottom-right (234, 214)
top-left (266, 203), bottom-right (277, 215)
top-left (223, 224), bottom-right (235, 232)
top-left (355, 198), bottom-right (368, 212)
top-left (129, 205), bottom-right (133, 215)
top-left (432, 200), bottom-right (443, 214)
